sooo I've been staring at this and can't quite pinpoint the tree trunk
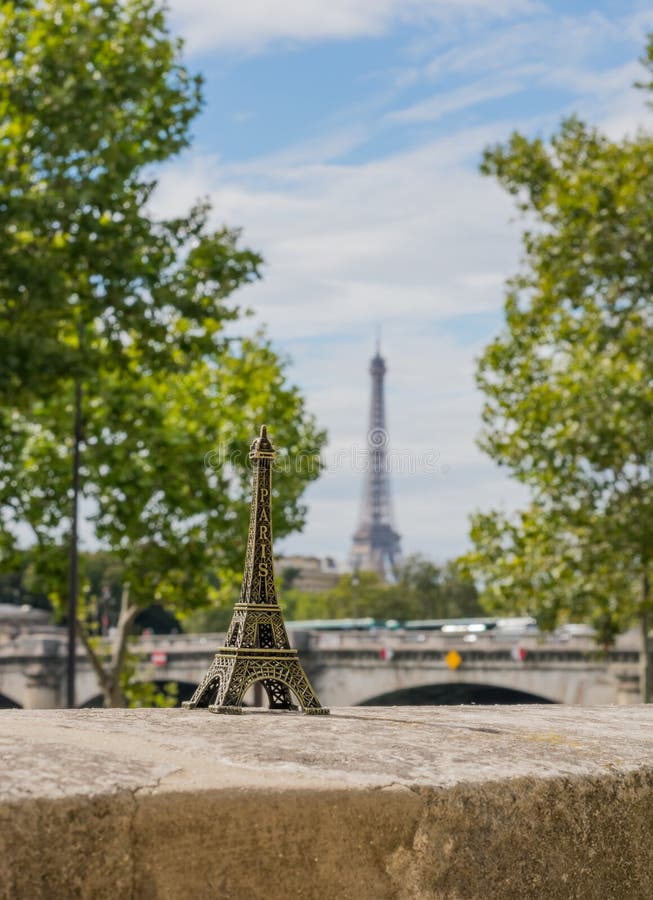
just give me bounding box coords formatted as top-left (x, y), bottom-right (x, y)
top-left (76, 622), bottom-right (114, 705)
top-left (78, 584), bottom-right (139, 708)
top-left (106, 584), bottom-right (139, 707)
top-left (66, 376), bottom-right (83, 707)
top-left (641, 573), bottom-right (652, 704)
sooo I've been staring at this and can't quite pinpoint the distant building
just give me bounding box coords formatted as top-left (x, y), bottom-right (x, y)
top-left (276, 555), bottom-right (339, 593)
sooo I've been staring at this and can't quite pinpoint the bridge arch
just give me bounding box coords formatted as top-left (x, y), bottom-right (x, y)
top-left (314, 659), bottom-right (605, 706)
top-left (78, 694), bottom-right (104, 708)
top-left (0, 691), bottom-right (22, 709)
top-left (77, 681), bottom-right (200, 709)
top-left (358, 681), bottom-right (557, 706)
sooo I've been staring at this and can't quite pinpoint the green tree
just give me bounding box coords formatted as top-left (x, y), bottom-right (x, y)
top-left (279, 556), bottom-right (482, 623)
top-left (0, 549), bottom-right (50, 609)
top-left (463, 43), bottom-right (653, 699)
top-left (281, 570), bottom-right (389, 622)
top-left (0, 0), bottom-right (264, 397)
top-left (395, 556), bottom-right (483, 620)
top-left (0, 0), bottom-right (326, 705)
top-left (6, 335), bottom-right (324, 706)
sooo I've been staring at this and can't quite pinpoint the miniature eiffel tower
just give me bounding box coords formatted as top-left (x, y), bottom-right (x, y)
top-left (183, 425), bottom-right (328, 715)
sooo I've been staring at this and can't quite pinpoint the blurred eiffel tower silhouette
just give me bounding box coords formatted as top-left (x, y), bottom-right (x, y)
top-left (350, 336), bottom-right (402, 580)
top-left (183, 426), bottom-right (328, 715)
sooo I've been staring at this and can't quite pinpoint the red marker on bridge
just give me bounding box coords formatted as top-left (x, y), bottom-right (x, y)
top-left (511, 645), bottom-right (528, 662)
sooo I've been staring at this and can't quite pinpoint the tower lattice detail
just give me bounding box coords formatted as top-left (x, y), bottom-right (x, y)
top-left (350, 345), bottom-right (401, 580)
top-left (183, 425), bottom-right (328, 715)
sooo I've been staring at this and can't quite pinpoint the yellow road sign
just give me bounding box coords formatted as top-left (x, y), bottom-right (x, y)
top-left (445, 649), bottom-right (462, 670)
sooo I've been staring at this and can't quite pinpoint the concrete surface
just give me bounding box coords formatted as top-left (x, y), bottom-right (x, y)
top-left (1, 706), bottom-right (652, 899)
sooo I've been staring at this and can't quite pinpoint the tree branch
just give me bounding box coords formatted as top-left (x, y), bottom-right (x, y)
top-left (76, 618), bottom-right (112, 695)
top-left (109, 583), bottom-right (139, 687)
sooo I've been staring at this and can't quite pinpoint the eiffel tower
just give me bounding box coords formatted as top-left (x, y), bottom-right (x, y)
top-left (183, 425), bottom-right (328, 715)
top-left (350, 341), bottom-right (401, 580)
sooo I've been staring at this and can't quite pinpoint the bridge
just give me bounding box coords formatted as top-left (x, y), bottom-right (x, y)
top-left (0, 619), bottom-right (644, 708)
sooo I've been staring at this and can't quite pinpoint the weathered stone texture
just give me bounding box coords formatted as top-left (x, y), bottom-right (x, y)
top-left (1, 706), bottom-right (652, 899)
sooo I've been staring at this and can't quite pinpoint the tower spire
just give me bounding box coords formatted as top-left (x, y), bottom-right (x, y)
top-left (350, 345), bottom-right (401, 580)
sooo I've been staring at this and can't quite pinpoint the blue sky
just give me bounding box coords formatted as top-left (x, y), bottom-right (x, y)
top-left (155, 0), bottom-right (653, 565)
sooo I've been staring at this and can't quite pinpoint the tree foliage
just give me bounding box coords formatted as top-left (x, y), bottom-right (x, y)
top-left (277, 555), bottom-right (482, 624)
top-left (0, 0), bottom-right (326, 705)
top-left (464, 44), bottom-right (653, 698)
top-left (0, 0), bottom-right (207, 396)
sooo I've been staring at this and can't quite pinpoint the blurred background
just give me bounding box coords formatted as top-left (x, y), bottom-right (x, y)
top-left (1, 0), bottom-right (651, 709)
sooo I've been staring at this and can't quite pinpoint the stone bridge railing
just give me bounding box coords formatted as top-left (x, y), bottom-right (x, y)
top-left (0, 625), bottom-right (644, 708)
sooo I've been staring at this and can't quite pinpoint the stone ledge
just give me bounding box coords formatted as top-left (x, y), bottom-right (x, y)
top-left (1, 706), bottom-right (652, 899)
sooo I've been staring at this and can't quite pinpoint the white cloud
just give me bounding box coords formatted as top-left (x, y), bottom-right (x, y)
top-left (421, 10), bottom-right (653, 84)
top-left (386, 10), bottom-right (653, 142)
top-left (150, 4), bottom-right (653, 564)
top-left (152, 127), bottom-right (526, 562)
top-left (152, 54), bottom-right (652, 560)
top-left (168, 0), bottom-right (542, 55)
top-left (542, 60), bottom-right (652, 139)
top-left (423, 17), bottom-right (602, 81)
top-left (153, 122), bottom-right (521, 344)
top-left (386, 77), bottom-right (524, 124)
